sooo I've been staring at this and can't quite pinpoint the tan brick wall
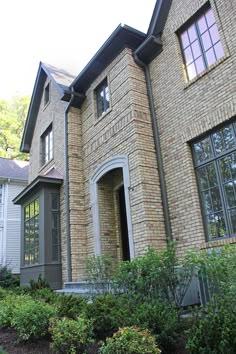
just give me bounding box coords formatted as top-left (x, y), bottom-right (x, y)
top-left (149, 0), bottom-right (236, 257)
top-left (67, 48), bottom-right (167, 281)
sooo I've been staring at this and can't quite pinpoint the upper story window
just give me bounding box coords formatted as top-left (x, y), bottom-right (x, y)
top-left (44, 83), bottom-right (50, 107)
top-left (193, 122), bottom-right (236, 241)
top-left (24, 198), bottom-right (39, 265)
top-left (96, 78), bottom-right (110, 118)
top-left (41, 124), bottom-right (53, 165)
top-left (180, 7), bottom-right (224, 81)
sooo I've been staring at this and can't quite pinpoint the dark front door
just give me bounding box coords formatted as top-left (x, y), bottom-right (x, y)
top-left (118, 185), bottom-right (130, 261)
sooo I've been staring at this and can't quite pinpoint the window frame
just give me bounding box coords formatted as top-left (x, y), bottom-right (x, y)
top-left (95, 78), bottom-right (110, 118)
top-left (41, 124), bottom-right (53, 166)
top-left (44, 82), bottom-right (50, 107)
top-left (0, 185), bottom-right (3, 219)
top-left (192, 121), bottom-right (236, 242)
top-left (24, 198), bottom-right (40, 266)
top-left (179, 4), bottom-right (224, 81)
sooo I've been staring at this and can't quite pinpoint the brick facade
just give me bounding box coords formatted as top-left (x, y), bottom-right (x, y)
top-left (149, 0), bottom-right (236, 257)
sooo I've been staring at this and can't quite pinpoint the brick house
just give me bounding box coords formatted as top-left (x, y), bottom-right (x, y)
top-left (14, 0), bottom-right (236, 289)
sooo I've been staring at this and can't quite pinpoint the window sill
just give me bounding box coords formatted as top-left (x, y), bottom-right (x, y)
top-left (39, 158), bottom-right (54, 174)
top-left (183, 54), bottom-right (230, 90)
top-left (94, 108), bottom-right (112, 126)
top-left (201, 235), bottom-right (236, 250)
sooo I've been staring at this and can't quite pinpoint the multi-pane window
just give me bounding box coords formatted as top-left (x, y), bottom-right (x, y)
top-left (0, 185), bottom-right (3, 219)
top-left (44, 83), bottom-right (50, 106)
top-left (24, 198), bottom-right (39, 265)
top-left (193, 122), bottom-right (236, 241)
top-left (42, 125), bottom-right (53, 165)
top-left (51, 193), bottom-right (60, 262)
top-left (180, 7), bottom-right (224, 81)
top-left (96, 78), bottom-right (110, 118)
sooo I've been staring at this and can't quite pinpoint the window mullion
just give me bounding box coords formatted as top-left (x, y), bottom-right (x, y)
top-left (195, 20), bottom-right (208, 69)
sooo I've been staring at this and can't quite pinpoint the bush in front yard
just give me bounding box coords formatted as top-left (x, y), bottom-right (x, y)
top-left (0, 265), bottom-right (20, 288)
top-left (99, 326), bottom-right (161, 354)
top-left (0, 294), bottom-right (32, 328)
top-left (12, 300), bottom-right (56, 341)
top-left (55, 294), bottom-right (87, 319)
top-left (50, 317), bottom-right (93, 354)
top-left (82, 293), bottom-right (129, 339)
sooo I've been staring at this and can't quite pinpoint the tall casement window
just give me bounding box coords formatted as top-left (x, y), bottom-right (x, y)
top-left (24, 198), bottom-right (39, 265)
top-left (41, 125), bottom-right (53, 165)
top-left (51, 193), bottom-right (60, 262)
top-left (193, 122), bottom-right (236, 241)
top-left (96, 78), bottom-right (110, 118)
top-left (44, 83), bottom-right (50, 106)
top-left (180, 6), bottom-right (224, 81)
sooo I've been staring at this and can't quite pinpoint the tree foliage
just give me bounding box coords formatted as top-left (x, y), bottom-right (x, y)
top-left (0, 95), bottom-right (30, 160)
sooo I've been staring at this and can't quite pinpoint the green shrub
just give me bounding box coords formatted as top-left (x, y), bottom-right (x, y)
top-left (0, 294), bottom-right (32, 328)
top-left (0, 266), bottom-right (20, 288)
top-left (186, 293), bottom-right (236, 353)
top-left (30, 287), bottom-right (58, 304)
top-left (0, 287), bottom-right (9, 300)
top-left (114, 243), bottom-right (192, 306)
top-left (50, 317), bottom-right (93, 354)
top-left (29, 274), bottom-right (50, 291)
top-left (129, 300), bottom-right (180, 353)
top-left (100, 326), bottom-right (161, 354)
top-left (82, 293), bottom-right (129, 339)
top-left (0, 345), bottom-right (8, 354)
top-left (55, 294), bottom-right (87, 319)
top-left (12, 300), bottom-right (56, 341)
top-left (85, 254), bottom-right (118, 295)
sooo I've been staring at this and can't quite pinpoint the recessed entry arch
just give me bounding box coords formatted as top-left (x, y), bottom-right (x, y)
top-left (90, 155), bottom-right (134, 259)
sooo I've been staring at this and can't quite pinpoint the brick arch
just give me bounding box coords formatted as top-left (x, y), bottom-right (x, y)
top-left (90, 155), bottom-right (134, 259)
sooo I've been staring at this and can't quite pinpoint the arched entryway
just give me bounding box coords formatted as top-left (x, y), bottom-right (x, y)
top-left (90, 156), bottom-right (134, 260)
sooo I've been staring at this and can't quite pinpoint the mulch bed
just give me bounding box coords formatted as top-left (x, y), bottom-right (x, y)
top-left (0, 328), bottom-right (100, 354)
top-left (0, 327), bottom-right (187, 354)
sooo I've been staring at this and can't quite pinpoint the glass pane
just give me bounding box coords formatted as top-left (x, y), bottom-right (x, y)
top-left (34, 199), bottom-right (39, 215)
top-left (52, 213), bottom-right (59, 228)
top-left (220, 153), bottom-right (236, 182)
top-left (214, 41), bottom-right (224, 60)
top-left (212, 126), bottom-right (235, 154)
top-left (209, 24), bottom-right (220, 45)
top-left (193, 137), bottom-right (213, 165)
top-left (206, 163), bottom-right (217, 187)
top-left (198, 167), bottom-right (208, 190)
top-left (229, 209), bottom-right (236, 234)
top-left (51, 194), bottom-right (59, 210)
top-left (211, 187), bottom-right (222, 212)
top-left (187, 62), bottom-right (196, 80)
top-left (202, 31), bottom-right (212, 51)
top-left (192, 40), bottom-right (202, 60)
top-left (224, 182), bottom-right (236, 208)
top-left (188, 24), bottom-right (197, 43)
top-left (205, 8), bottom-right (215, 28)
top-left (207, 212), bottom-right (227, 239)
top-left (195, 56), bottom-right (205, 75)
top-left (30, 202), bottom-right (34, 218)
top-left (181, 31), bottom-right (190, 49)
top-left (184, 47), bottom-right (193, 65)
top-left (202, 190), bottom-right (213, 213)
top-left (198, 15), bottom-right (207, 34)
top-left (206, 48), bottom-right (216, 66)
top-left (25, 206), bottom-right (30, 221)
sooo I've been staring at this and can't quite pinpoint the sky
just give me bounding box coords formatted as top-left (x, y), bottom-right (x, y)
top-left (0, 0), bottom-right (156, 100)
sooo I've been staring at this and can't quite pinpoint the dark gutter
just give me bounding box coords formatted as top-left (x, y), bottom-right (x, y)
top-left (133, 51), bottom-right (172, 241)
top-left (64, 90), bottom-right (75, 282)
top-left (147, 0), bottom-right (173, 36)
top-left (70, 24), bottom-right (146, 94)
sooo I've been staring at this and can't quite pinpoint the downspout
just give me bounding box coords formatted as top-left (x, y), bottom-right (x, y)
top-left (133, 53), bottom-right (172, 241)
top-left (64, 90), bottom-right (74, 282)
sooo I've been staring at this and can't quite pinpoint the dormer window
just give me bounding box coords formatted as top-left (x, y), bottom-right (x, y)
top-left (96, 78), bottom-right (110, 118)
top-left (41, 124), bottom-right (53, 165)
top-left (44, 83), bottom-right (50, 106)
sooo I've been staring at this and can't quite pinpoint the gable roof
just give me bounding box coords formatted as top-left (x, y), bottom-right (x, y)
top-left (69, 24), bottom-right (146, 95)
top-left (21, 62), bottom-right (75, 153)
top-left (0, 157), bottom-right (29, 181)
